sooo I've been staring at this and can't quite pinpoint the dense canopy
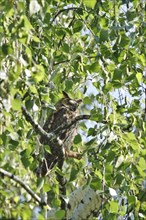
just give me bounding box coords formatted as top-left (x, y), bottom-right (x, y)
top-left (0, 0), bottom-right (145, 219)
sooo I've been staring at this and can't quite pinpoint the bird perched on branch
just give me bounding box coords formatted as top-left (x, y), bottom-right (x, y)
top-left (36, 91), bottom-right (82, 176)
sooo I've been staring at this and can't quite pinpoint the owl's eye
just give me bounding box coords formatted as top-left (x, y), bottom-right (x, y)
top-left (67, 100), bottom-right (77, 110)
top-left (69, 100), bottom-right (77, 105)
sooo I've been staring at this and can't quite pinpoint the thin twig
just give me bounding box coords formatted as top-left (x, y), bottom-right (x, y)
top-left (57, 14), bottom-right (75, 48)
top-left (54, 59), bottom-right (70, 66)
top-left (52, 7), bottom-right (83, 23)
top-left (0, 168), bottom-right (50, 208)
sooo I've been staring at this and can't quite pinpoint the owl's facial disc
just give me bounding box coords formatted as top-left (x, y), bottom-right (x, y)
top-left (69, 100), bottom-right (77, 105)
top-left (69, 100), bottom-right (81, 111)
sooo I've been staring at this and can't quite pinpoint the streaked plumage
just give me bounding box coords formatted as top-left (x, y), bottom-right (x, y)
top-left (36, 91), bottom-right (82, 176)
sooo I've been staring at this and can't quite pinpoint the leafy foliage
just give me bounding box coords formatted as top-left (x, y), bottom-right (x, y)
top-left (0, 0), bottom-right (145, 219)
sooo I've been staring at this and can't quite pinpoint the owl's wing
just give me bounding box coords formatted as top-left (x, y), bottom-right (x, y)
top-left (43, 107), bottom-right (68, 132)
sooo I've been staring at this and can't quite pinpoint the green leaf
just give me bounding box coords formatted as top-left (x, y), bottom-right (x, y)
top-left (104, 82), bottom-right (113, 92)
top-left (113, 69), bottom-right (123, 81)
top-left (26, 47), bottom-right (32, 60)
top-left (106, 151), bottom-right (116, 162)
top-left (100, 17), bottom-right (109, 28)
top-left (65, 80), bottom-right (73, 92)
top-left (55, 210), bottom-right (65, 219)
top-left (83, 96), bottom-right (92, 105)
top-left (43, 184), bottom-right (51, 193)
top-left (2, 43), bottom-right (13, 55)
top-left (37, 214), bottom-right (45, 220)
top-left (119, 34), bottom-right (130, 47)
top-left (138, 54), bottom-right (145, 66)
top-left (128, 99), bottom-right (140, 113)
top-left (99, 29), bottom-right (108, 42)
top-left (110, 201), bottom-right (119, 213)
top-left (89, 62), bottom-right (100, 73)
top-left (128, 195), bottom-right (136, 205)
top-left (115, 173), bottom-right (124, 185)
top-left (90, 108), bottom-right (103, 121)
top-left (25, 99), bottom-right (34, 110)
top-left (21, 156), bottom-right (33, 168)
top-left (136, 165), bottom-right (145, 176)
top-left (21, 207), bottom-right (32, 220)
top-left (83, 0), bottom-right (96, 9)
top-left (126, 11), bottom-right (136, 21)
top-left (32, 35), bottom-right (40, 42)
top-left (123, 132), bottom-right (140, 152)
top-left (95, 170), bottom-right (102, 180)
top-left (70, 168), bottom-right (79, 181)
top-left (36, 178), bottom-right (45, 191)
top-left (73, 20), bottom-right (83, 33)
top-left (11, 99), bottom-right (21, 110)
top-left (138, 158), bottom-right (146, 170)
top-left (74, 134), bottom-right (82, 144)
top-left (44, 145), bottom-right (52, 154)
top-left (29, 85), bottom-right (37, 94)
top-left (88, 127), bottom-right (96, 136)
top-left (23, 15), bottom-right (33, 31)
top-left (61, 43), bottom-right (70, 53)
top-left (76, 8), bottom-right (83, 15)
top-left (32, 65), bottom-right (45, 83)
top-left (112, 81), bottom-right (122, 88)
top-left (9, 139), bottom-right (19, 149)
top-left (90, 177), bottom-right (102, 190)
top-left (115, 155), bottom-right (124, 168)
top-left (136, 72), bottom-right (142, 84)
top-left (56, 29), bottom-right (66, 36)
top-left (13, 196), bottom-right (19, 203)
top-left (20, 148), bottom-right (31, 157)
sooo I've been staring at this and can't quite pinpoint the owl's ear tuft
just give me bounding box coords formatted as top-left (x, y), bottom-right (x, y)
top-left (62, 91), bottom-right (70, 99)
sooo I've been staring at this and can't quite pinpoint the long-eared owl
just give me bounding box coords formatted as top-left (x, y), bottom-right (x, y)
top-left (36, 91), bottom-right (82, 176)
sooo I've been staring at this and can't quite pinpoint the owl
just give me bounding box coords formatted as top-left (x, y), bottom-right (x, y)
top-left (36, 91), bottom-right (82, 176)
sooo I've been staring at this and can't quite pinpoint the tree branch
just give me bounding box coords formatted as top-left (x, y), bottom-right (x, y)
top-left (22, 106), bottom-right (92, 141)
top-left (54, 114), bottom-right (91, 135)
top-left (52, 7), bottom-right (82, 23)
top-left (21, 106), bottom-right (54, 141)
top-left (53, 115), bottom-right (107, 136)
top-left (22, 105), bottom-right (107, 141)
top-left (54, 59), bottom-right (70, 66)
top-left (57, 14), bottom-right (75, 48)
top-left (0, 168), bottom-right (50, 208)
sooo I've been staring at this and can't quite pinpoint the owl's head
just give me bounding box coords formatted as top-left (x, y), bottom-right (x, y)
top-left (56, 91), bottom-right (82, 111)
